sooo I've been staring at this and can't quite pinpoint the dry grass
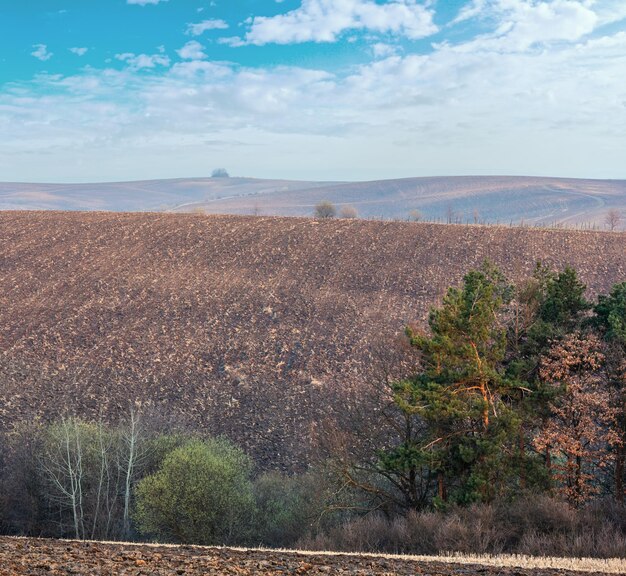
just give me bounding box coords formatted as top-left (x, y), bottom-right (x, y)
top-left (265, 548), bottom-right (626, 574)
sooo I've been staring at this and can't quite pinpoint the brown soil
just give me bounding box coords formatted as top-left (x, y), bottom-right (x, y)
top-left (1, 212), bottom-right (624, 468)
top-left (0, 538), bottom-right (612, 576)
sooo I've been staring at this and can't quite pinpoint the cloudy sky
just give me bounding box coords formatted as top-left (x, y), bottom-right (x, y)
top-left (1, 1), bottom-right (625, 182)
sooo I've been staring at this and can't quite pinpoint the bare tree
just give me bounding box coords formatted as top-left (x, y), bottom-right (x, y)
top-left (90, 421), bottom-right (112, 539)
top-left (446, 204), bottom-right (456, 224)
top-left (211, 168), bottom-right (230, 178)
top-left (408, 209), bottom-right (422, 222)
top-left (605, 209), bottom-right (622, 232)
top-left (39, 418), bottom-right (86, 539)
top-left (119, 407), bottom-right (146, 538)
top-left (35, 409), bottom-right (155, 540)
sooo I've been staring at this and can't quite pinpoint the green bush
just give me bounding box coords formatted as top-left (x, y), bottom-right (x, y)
top-left (252, 466), bottom-right (360, 547)
top-left (134, 438), bottom-right (254, 545)
top-left (253, 471), bottom-right (318, 547)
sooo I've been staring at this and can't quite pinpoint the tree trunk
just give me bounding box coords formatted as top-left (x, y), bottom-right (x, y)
top-left (545, 445), bottom-right (552, 478)
top-left (616, 442), bottom-right (624, 503)
top-left (437, 471), bottom-right (447, 502)
top-left (519, 426), bottom-right (526, 490)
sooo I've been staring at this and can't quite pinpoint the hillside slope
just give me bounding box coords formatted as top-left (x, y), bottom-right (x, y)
top-left (0, 212), bottom-right (624, 467)
top-left (0, 177), bottom-right (336, 212)
top-left (1, 176), bottom-right (624, 228)
top-left (193, 176), bottom-right (626, 227)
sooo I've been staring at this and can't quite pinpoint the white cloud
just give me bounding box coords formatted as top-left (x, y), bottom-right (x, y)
top-left (186, 19), bottom-right (229, 36)
top-left (238, 0), bottom-right (438, 45)
top-left (452, 1), bottom-right (598, 51)
top-left (372, 42), bottom-right (399, 58)
top-left (176, 41), bottom-right (207, 61)
top-left (115, 52), bottom-right (171, 70)
top-left (3, 2), bottom-right (626, 182)
top-left (591, 0), bottom-right (626, 25)
top-left (70, 47), bottom-right (88, 56)
top-left (31, 44), bottom-right (53, 61)
top-left (127, 0), bottom-right (168, 5)
top-left (452, 0), bottom-right (488, 24)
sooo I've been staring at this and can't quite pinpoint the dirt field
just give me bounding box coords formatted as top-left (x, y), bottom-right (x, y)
top-left (1, 212), bottom-right (624, 468)
top-left (1, 538), bottom-right (623, 576)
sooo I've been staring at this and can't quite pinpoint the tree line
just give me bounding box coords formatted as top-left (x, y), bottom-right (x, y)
top-left (0, 261), bottom-right (624, 554)
top-left (336, 263), bottom-right (625, 512)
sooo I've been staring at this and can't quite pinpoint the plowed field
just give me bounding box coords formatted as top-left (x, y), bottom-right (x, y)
top-left (1, 212), bottom-right (624, 468)
top-left (0, 538), bottom-right (622, 576)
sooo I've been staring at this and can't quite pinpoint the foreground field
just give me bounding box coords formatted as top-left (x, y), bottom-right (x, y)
top-left (1, 538), bottom-right (624, 576)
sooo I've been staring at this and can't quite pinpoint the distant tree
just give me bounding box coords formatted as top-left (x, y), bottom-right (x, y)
top-left (408, 209), bottom-right (422, 222)
top-left (445, 204), bottom-right (456, 224)
top-left (605, 209), bottom-right (622, 232)
top-left (134, 438), bottom-right (254, 545)
top-left (211, 168), bottom-right (230, 178)
top-left (314, 201), bottom-right (336, 219)
top-left (339, 205), bottom-right (358, 219)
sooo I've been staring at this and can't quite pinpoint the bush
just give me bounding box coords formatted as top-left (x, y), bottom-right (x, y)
top-left (314, 201), bottom-right (336, 219)
top-left (297, 497), bottom-right (626, 558)
top-left (253, 471), bottom-right (312, 547)
top-left (0, 424), bottom-right (49, 537)
top-left (252, 468), bottom-right (339, 547)
top-left (339, 206), bottom-right (358, 219)
top-left (134, 438), bottom-right (254, 545)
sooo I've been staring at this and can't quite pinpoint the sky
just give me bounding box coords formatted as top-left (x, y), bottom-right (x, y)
top-left (1, 0), bottom-right (625, 183)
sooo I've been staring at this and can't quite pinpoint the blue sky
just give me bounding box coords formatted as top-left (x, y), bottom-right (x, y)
top-left (1, 1), bottom-right (625, 182)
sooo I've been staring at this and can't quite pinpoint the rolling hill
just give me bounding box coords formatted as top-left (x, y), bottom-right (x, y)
top-left (0, 212), bottom-right (624, 468)
top-left (0, 177), bottom-right (334, 213)
top-left (190, 176), bottom-right (626, 228)
top-left (1, 175), bottom-right (624, 228)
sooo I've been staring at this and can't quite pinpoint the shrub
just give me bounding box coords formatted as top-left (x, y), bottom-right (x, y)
top-left (339, 206), bottom-right (358, 219)
top-left (314, 201), bottom-right (336, 219)
top-left (253, 471), bottom-right (312, 547)
top-left (252, 467), bottom-right (346, 547)
top-left (134, 438), bottom-right (254, 545)
top-left (297, 497), bottom-right (626, 558)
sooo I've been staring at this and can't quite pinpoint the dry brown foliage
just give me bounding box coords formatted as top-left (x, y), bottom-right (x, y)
top-left (534, 334), bottom-right (620, 504)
